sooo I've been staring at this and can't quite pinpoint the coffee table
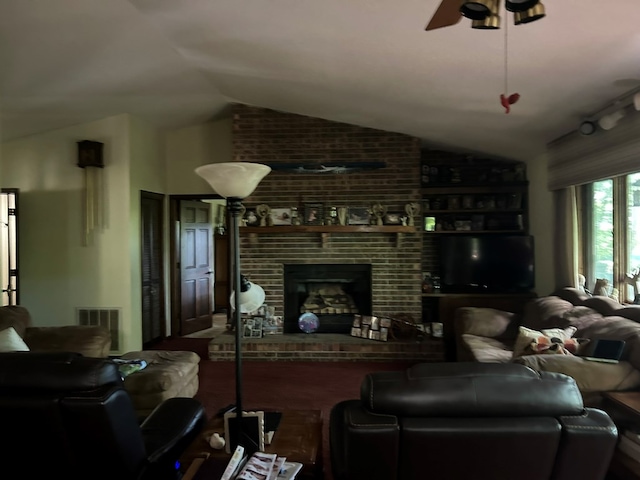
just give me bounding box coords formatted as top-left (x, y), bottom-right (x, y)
top-left (179, 409), bottom-right (323, 480)
top-left (603, 392), bottom-right (640, 480)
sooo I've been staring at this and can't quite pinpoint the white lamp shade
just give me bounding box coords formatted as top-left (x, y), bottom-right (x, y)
top-left (230, 282), bottom-right (266, 313)
top-left (195, 162), bottom-right (271, 199)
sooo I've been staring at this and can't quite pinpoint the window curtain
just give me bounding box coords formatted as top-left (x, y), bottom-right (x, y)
top-left (548, 109), bottom-right (640, 191)
top-left (553, 187), bottom-right (578, 290)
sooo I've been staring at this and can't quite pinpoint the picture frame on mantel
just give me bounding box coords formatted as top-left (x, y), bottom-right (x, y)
top-left (271, 207), bottom-right (292, 226)
top-left (348, 207), bottom-right (370, 225)
top-left (383, 212), bottom-right (403, 225)
top-left (304, 203), bottom-right (324, 225)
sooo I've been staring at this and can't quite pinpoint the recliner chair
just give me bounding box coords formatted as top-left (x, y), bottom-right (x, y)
top-left (330, 362), bottom-right (618, 480)
top-left (0, 352), bottom-right (207, 480)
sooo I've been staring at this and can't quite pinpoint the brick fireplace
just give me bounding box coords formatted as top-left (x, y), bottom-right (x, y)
top-left (231, 104), bottom-right (424, 330)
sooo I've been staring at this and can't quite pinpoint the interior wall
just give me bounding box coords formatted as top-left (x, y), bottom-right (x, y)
top-left (0, 114), bottom-right (139, 353)
top-left (526, 151), bottom-right (554, 295)
top-left (165, 118), bottom-right (233, 194)
top-left (129, 116), bottom-right (165, 348)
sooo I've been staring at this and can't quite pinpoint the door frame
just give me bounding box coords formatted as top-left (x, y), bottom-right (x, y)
top-left (140, 190), bottom-right (166, 345)
top-left (169, 194), bottom-right (223, 336)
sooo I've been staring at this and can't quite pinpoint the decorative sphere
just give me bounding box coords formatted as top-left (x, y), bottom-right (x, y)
top-left (298, 313), bottom-right (319, 334)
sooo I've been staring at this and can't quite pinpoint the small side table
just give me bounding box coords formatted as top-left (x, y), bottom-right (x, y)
top-left (603, 392), bottom-right (640, 480)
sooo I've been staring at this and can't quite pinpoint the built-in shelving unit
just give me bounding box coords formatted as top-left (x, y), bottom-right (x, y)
top-left (421, 183), bottom-right (528, 234)
top-left (420, 154), bottom-right (532, 359)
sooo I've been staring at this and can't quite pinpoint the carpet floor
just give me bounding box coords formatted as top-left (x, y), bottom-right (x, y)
top-left (149, 337), bottom-right (416, 479)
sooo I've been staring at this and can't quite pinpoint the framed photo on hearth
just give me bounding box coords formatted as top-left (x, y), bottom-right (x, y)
top-left (348, 207), bottom-right (370, 225)
top-left (243, 316), bottom-right (264, 338)
top-left (304, 203), bottom-right (324, 225)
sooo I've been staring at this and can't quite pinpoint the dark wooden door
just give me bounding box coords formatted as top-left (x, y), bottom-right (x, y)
top-left (180, 200), bottom-right (214, 335)
top-left (141, 191), bottom-right (165, 345)
top-left (214, 233), bottom-right (230, 313)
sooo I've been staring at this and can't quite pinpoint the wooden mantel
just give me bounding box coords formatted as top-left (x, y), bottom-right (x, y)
top-left (240, 225), bottom-right (417, 248)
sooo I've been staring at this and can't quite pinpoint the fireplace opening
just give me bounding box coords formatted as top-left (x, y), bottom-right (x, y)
top-left (283, 264), bottom-right (372, 333)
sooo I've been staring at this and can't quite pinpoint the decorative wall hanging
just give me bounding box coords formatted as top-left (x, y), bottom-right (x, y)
top-left (266, 162), bottom-right (386, 174)
top-left (77, 140), bottom-right (105, 246)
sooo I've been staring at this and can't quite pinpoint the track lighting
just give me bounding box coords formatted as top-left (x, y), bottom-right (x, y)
top-left (579, 121), bottom-right (597, 136)
top-left (598, 110), bottom-right (626, 131)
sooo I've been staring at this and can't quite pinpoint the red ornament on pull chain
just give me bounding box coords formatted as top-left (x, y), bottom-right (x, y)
top-left (500, 17), bottom-right (520, 114)
top-left (500, 93), bottom-right (520, 114)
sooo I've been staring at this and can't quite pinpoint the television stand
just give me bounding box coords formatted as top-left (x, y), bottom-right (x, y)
top-left (423, 292), bottom-right (537, 361)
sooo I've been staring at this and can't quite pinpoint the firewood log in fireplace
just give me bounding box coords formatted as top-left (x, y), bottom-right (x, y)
top-left (301, 283), bottom-right (358, 314)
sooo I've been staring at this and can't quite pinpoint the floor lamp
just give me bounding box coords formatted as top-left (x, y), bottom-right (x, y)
top-left (195, 162), bottom-right (271, 453)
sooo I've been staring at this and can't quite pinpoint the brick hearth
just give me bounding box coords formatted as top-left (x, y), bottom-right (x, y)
top-left (208, 332), bottom-right (445, 362)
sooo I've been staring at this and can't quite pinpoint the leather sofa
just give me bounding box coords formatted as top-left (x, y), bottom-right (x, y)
top-left (454, 287), bottom-right (640, 405)
top-left (330, 362), bottom-right (617, 480)
top-left (0, 351), bottom-right (207, 480)
top-left (0, 305), bottom-right (111, 357)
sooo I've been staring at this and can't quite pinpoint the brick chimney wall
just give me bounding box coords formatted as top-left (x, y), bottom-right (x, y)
top-left (232, 104), bottom-right (425, 324)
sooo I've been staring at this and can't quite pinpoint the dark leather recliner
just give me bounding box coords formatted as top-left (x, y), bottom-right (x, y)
top-left (0, 352), bottom-right (207, 480)
top-left (330, 362), bottom-right (618, 480)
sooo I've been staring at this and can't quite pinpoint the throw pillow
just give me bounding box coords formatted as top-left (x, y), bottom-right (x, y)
top-left (512, 325), bottom-right (581, 359)
top-left (0, 326), bottom-right (30, 352)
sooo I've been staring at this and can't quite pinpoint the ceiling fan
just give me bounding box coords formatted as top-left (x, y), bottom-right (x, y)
top-left (425, 0), bottom-right (545, 31)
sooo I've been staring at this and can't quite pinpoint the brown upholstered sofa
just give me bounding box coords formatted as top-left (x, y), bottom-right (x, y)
top-left (0, 305), bottom-right (111, 357)
top-left (0, 305), bottom-right (201, 419)
top-left (330, 362), bottom-right (617, 480)
top-left (454, 287), bottom-right (640, 405)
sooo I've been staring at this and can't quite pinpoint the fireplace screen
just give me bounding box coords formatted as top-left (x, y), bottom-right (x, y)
top-left (283, 264), bottom-right (372, 334)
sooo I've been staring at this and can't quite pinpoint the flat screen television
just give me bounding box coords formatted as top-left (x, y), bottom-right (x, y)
top-left (439, 235), bottom-right (535, 293)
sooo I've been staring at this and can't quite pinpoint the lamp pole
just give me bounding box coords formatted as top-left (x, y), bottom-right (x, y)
top-left (228, 196), bottom-right (244, 449)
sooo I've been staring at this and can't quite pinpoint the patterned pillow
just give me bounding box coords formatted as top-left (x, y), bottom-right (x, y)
top-left (512, 326), bottom-right (585, 358)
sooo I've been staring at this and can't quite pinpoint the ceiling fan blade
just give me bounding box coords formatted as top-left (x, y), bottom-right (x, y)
top-left (425, 0), bottom-right (462, 31)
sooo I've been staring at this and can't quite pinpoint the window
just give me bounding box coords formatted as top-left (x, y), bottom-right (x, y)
top-left (0, 189), bottom-right (18, 305)
top-left (580, 175), bottom-right (639, 302)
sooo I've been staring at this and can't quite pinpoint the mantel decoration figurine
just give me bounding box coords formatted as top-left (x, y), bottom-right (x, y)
top-left (371, 202), bottom-right (387, 226)
top-left (337, 207), bottom-right (348, 226)
top-left (404, 202), bottom-right (420, 227)
top-left (256, 204), bottom-right (272, 226)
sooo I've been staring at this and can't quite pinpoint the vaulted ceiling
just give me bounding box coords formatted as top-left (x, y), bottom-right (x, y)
top-left (2, 0), bottom-right (639, 161)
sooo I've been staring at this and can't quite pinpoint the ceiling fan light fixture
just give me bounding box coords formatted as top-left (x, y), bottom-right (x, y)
top-left (514, 3), bottom-right (545, 24)
top-left (460, 0), bottom-right (492, 20)
top-left (472, 13), bottom-right (501, 29)
top-left (505, 0), bottom-right (539, 13)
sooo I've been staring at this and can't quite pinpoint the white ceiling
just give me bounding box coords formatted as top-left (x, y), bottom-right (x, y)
top-left (2, 0), bottom-right (640, 161)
